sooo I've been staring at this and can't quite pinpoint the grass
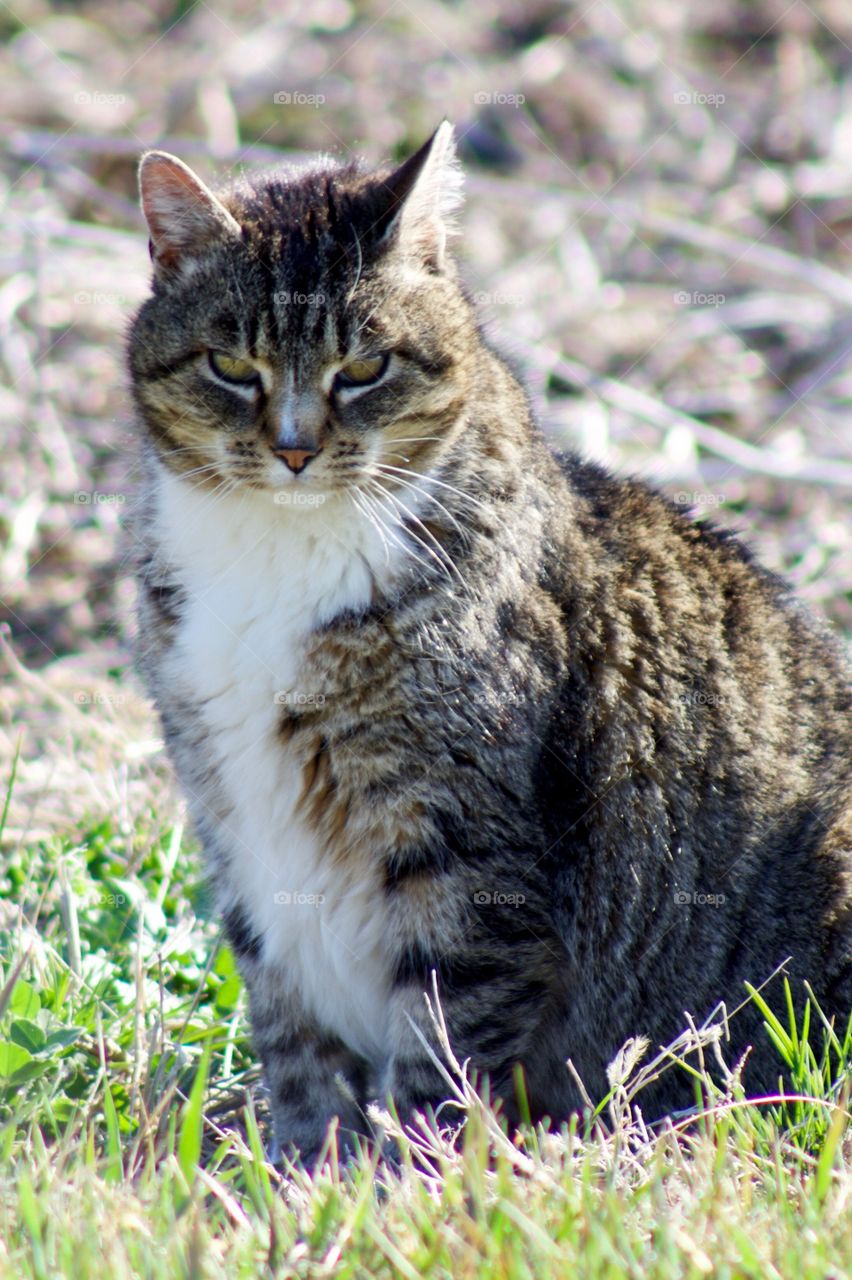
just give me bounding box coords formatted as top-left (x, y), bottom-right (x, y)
top-left (0, 744), bottom-right (849, 1278)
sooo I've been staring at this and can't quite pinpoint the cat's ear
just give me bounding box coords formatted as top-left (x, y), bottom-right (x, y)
top-left (370, 122), bottom-right (464, 269)
top-left (139, 151), bottom-right (241, 277)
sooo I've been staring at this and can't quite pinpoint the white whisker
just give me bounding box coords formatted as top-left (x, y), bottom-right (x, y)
top-left (177, 462), bottom-right (228, 482)
top-left (361, 482), bottom-right (439, 580)
top-left (370, 468), bottom-right (466, 540)
top-left (365, 479), bottom-right (462, 584)
top-left (345, 224), bottom-right (364, 305)
top-left (349, 489), bottom-right (392, 566)
top-left (362, 483), bottom-right (430, 569)
top-left (376, 462), bottom-right (497, 522)
top-left (381, 435), bottom-right (443, 447)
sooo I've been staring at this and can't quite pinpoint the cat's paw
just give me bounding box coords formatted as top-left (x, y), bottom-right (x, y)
top-left (271, 1115), bottom-right (370, 1174)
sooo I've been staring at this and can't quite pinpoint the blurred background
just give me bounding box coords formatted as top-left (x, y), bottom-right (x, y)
top-left (2, 0), bottom-right (852, 835)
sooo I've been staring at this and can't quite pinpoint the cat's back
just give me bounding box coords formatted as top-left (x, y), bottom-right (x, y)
top-left (553, 449), bottom-right (851, 702)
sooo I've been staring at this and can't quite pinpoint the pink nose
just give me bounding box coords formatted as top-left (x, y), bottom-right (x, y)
top-left (274, 448), bottom-right (319, 474)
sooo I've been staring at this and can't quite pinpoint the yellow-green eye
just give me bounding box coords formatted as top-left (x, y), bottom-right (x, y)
top-left (335, 353), bottom-right (388, 389)
top-left (208, 351), bottom-right (259, 385)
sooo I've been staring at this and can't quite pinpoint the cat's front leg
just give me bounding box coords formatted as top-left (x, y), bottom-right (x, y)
top-left (244, 966), bottom-right (372, 1167)
top-left (380, 863), bottom-right (564, 1133)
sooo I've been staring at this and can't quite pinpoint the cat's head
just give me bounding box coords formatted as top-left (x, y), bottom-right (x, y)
top-left (129, 124), bottom-right (477, 503)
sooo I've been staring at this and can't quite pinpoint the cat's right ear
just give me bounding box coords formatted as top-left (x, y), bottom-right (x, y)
top-left (139, 151), bottom-right (241, 278)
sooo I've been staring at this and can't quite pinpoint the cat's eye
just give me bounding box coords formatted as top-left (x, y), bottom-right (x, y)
top-left (334, 353), bottom-right (388, 389)
top-left (208, 350), bottom-right (260, 386)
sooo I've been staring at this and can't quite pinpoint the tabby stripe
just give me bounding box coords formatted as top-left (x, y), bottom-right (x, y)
top-left (222, 901), bottom-right (263, 961)
top-left (392, 945), bottom-right (509, 991)
top-left (383, 843), bottom-right (452, 891)
top-left (137, 351), bottom-right (203, 382)
top-left (394, 343), bottom-right (454, 376)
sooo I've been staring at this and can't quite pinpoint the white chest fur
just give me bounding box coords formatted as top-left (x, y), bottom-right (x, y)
top-left (151, 467), bottom-right (407, 1062)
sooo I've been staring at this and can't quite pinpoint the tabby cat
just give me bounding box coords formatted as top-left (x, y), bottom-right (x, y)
top-left (129, 124), bottom-right (852, 1163)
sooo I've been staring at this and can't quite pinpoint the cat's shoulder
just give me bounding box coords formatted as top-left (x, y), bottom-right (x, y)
top-left (552, 447), bottom-right (767, 570)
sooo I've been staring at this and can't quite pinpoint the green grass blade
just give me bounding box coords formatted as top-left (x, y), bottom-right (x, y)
top-left (744, 982), bottom-right (795, 1063)
top-left (783, 978), bottom-right (800, 1055)
top-left (0, 738), bottom-right (21, 844)
top-left (102, 1078), bottom-right (123, 1184)
top-left (177, 1040), bottom-right (211, 1191)
top-left (814, 1086), bottom-right (849, 1204)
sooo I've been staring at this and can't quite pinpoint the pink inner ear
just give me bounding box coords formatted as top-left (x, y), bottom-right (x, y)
top-left (141, 156), bottom-right (225, 271)
top-left (142, 162), bottom-right (193, 266)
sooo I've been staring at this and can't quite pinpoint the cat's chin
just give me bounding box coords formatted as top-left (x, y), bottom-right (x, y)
top-left (248, 467), bottom-right (329, 500)
top-left (252, 474), bottom-right (344, 513)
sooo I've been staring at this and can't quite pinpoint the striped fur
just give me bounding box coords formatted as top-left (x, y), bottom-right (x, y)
top-left (130, 126), bottom-right (852, 1164)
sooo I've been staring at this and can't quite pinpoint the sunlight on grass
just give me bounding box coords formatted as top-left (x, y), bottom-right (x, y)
top-left (0, 771), bottom-right (848, 1277)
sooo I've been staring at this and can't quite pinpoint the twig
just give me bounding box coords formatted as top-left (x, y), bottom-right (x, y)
top-left (545, 351), bottom-right (852, 487)
top-left (468, 175), bottom-right (852, 310)
top-left (5, 129), bottom-right (308, 168)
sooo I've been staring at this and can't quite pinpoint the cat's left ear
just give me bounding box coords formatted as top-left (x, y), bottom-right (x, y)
top-left (370, 122), bottom-right (464, 270)
top-left (139, 151), bottom-right (241, 278)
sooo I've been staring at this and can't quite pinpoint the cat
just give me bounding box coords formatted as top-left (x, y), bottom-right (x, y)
top-left (129, 123), bottom-right (852, 1164)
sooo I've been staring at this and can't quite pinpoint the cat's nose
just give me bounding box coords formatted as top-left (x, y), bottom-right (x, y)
top-left (273, 447), bottom-right (320, 474)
